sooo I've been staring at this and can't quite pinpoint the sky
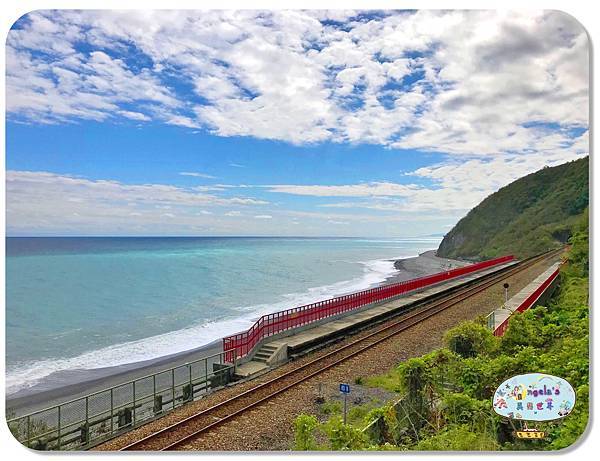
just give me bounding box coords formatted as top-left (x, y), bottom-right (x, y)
top-left (5, 9), bottom-right (589, 237)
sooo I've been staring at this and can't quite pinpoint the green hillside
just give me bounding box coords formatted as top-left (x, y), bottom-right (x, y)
top-left (437, 157), bottom-right (589, 260)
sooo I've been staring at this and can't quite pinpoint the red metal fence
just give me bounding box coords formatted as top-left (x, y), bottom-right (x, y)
top-left (493, 266), bottom-right (560, 337)
top-left (223, 255), bottom-right (515, 362)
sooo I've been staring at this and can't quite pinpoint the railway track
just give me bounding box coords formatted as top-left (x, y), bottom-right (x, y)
top-left (120, 249), bottom-right (562, 451)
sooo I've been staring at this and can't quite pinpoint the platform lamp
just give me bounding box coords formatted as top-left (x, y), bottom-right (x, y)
top-left (503, 283), bottom-right (510, 305)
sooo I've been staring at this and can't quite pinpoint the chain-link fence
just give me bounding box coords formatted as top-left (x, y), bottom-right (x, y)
top-left (486, 311), bottom-right (496, 330)
top-left (6, 351), bottom-right (235, 450)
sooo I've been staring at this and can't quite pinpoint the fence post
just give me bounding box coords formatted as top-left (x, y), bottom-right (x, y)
top-left (189, 364), bottom-right (193, 400)
top-left (85, 395), bottom-right (89, 438)
top-left (26, 415), bottom-right (31, 448)
top-left (110, 388), bottom-right (114, 435)
top-left (172, 369), bottom-right (176, 409)
top-left (57, 405), bottom-right (61, 450)
top-left (133, 381), bottom-right (136, 425)
top-left (205, 358), bottom-right (209, 387)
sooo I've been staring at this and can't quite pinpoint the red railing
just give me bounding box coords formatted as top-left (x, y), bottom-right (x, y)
top-left (493, 266), bottom-right (560, 337)
top-left (223, 255), bottom-right (515, 362)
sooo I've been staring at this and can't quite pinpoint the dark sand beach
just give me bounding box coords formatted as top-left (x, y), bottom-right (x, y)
top-left (6, 340), bottom-right (225, 417)
top-left (387, 249), bottom-right (469, 283)
top-left (6, 249), bottom-right (463, 417)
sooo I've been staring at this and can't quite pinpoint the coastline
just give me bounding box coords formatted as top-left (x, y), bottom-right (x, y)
top-left (6, 248), bottom-right (465, 417)
top-left (385, 249), bottom-right (469, 284)
top-left (6, 339), bottom-right (224, 417)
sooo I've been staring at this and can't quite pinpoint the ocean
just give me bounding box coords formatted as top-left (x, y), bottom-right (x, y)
top-left (5, 236), bottom-right (441, 395)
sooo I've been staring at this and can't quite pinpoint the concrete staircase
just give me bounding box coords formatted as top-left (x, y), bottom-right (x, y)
top-left (233, 341), bottom-right (289, 379)
top-left (252, 344), bottom-right (278, 364)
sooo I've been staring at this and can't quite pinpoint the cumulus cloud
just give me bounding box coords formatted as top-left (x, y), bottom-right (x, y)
top-left (5, 10), bottom-right (590, 236)
top-left (6, 10), bottom-right (588, 157)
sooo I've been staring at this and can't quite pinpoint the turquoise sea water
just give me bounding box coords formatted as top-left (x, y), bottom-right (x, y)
top-left (5, 236), bottom-right (440, 394)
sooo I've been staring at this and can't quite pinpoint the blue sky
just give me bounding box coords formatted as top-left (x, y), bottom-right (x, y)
top-left (5, 10), bottom-right (589, 236)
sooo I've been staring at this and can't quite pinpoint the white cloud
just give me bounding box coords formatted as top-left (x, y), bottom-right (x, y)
top-left (328, 220), bottom-right (350, 225)
top-left (264, 150), bottom-right (587, 213)
top-left (118, 110), bottom-right (151, 121)
top-left (266, 182), bottom-right (418, 197)
top-left (4, 170), bottom-right (482, 236)
top-left (408, 151), bottom-right (588, 209)
top-left (166, 115), bottom-right (201, 129)
top-left (5, 170), bottom-right (270, 234)
top-left (179, 171), bottom-right (217, 179)
top-left (5, 11), bottom-right (590, 236)
top-left (6, 10), bottom-right (588, 158)
top-left (6, 42), bottom-right (179, 123)
top-left (6, 170), bottom-right (268, 206)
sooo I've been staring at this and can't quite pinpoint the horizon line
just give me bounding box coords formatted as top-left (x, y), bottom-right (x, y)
top-left (5, 234), bottom-right (446, 239)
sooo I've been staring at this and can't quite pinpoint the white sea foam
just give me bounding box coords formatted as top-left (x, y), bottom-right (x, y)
top-left (6, 256), bottom-right (405, 396)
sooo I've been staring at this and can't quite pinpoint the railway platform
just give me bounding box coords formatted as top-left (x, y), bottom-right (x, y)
top-left (234, 258), bottom-right (519, 378)
top-left (489, 262), bottom-right (561, 336)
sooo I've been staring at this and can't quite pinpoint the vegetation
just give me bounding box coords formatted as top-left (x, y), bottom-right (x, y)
top-left (6, 410), bottom-right (52, 450)
top-left (437, 157), bottom-right (588, 260)
top-left (293, 210), bottom-right (589, 451)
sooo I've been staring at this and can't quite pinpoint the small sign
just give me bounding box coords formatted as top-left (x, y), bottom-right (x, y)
top-left (516, 430), bottom-right (546, 439)
top-left (493, 373), bottom-right (576, 421)
top-left (339, 383), bottom-right (351, 394)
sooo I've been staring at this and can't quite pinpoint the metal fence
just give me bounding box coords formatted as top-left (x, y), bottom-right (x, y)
top-left (486, 310), bottom-right (496, 331)
top-left (6, 351), bottom-right (235, 450)
top-left (223, 255), bottom-right (515, 361)
top-left (492, 266), bottom-right (560, 337)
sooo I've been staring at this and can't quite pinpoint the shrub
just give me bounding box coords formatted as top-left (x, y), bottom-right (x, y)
top-left (321, 416), bottom-right (369, 450)
top-left (293, 414), bottom-right (319, 450)
top-left (444, 321), bottom-right (497, 358)
top-left (414, 424), bottom-right (499, 451)
top-left (442, 393), bottom-right (488, 426)
top-left (321, 401), bottom-right (342, 415)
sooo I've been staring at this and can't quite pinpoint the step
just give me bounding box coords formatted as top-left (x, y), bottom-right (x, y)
top-left (260, 349), bottom-right (277, 355)
top-left (260, 345), bottom-right (278, 352)
top-left (253, 357), bottom-right (268, 363)
top-left (254, 352), bottom-right (272, 360)
top-left (234, 361), bottom-right (269, 379)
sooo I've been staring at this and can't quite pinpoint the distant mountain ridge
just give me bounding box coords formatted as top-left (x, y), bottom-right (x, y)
top-left (437, 157), bottom-right (589, 260)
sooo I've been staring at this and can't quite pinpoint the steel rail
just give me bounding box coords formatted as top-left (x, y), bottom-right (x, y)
top-left (119, 249), bottom-right (561, 451)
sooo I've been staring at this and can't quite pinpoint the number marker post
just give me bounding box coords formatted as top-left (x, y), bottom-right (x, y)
top-left (339, 383), bottom-right (351, 424)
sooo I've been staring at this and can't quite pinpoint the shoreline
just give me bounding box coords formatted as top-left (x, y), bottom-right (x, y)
top-left (6, 248), bottom-right (465, 417)
top-left (385, 249), bottom-right (469, 284)
top-left (6, 339), bottom-right (225, 417)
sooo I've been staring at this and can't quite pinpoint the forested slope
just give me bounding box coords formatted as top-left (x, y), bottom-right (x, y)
top-left (437, 157), bottom-right (588, 259)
